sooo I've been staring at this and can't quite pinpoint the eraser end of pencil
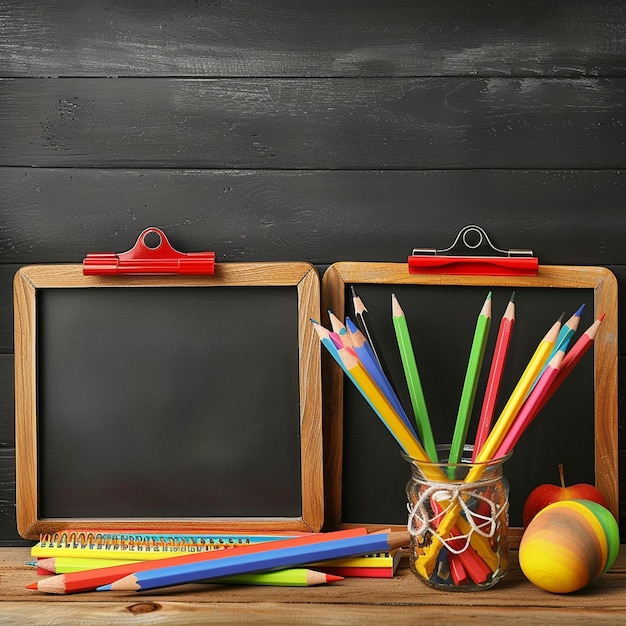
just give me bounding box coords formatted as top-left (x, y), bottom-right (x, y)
top-left (26, 582), bottom-right (38, 590)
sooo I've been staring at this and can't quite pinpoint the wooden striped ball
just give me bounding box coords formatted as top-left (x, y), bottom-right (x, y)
top-left (518, 499), bottom-right (619, 594)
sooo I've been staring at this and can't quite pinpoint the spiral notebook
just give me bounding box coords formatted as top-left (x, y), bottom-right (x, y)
top-left (31, 531), bottom-right (296, 560)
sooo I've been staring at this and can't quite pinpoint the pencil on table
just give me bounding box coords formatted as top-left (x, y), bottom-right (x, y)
top-left (35, 557), bottom-right (341, 586)
top-left (473, 292), bottom-right (515, 461)
top-left (27, 528), bottom-right (369, 594)
top-left (98, 531), bottom-right (411, 592)
top-left (391, 293), bottom-right (437, 462)
top-left (449, 292), bottom-right (492, 465)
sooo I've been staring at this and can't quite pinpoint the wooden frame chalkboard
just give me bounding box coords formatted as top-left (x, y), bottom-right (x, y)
top-left (321, 263), bottom-right (618, 545)
top-left (14, 263), bottom-right (323, 539)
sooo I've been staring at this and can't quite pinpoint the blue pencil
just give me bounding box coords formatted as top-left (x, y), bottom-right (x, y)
top-left (98, 531), bottom-right (409, 592)
top-left (311, 320), bottom-right (416, 453)
top-left (344, 316), bottom-right (417, 438)
top-left (530, 304), bottom-right (584, 391)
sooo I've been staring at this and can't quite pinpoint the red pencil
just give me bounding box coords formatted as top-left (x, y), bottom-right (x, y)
top-left (531, 314), bottom-right (604, 417)
top-left (473, 293), bottom-right (515, 460)
top-left (493, 315), bottom-right (603, 458)
top-left (26, 528), bottom-right (368, 595)
top-left (493, 349), bottom-right (565, 458)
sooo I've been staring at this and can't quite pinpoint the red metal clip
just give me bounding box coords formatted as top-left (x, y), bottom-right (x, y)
top-left (408, 225), bottom-right (538, 276)
top-left (83, 227), bottom-right (216, 275)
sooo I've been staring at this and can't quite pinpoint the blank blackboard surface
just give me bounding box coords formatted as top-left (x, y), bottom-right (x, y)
top-left (321, 263), bottom-right (618, 544)
top-left (14, 263), bottom-right (323, 539)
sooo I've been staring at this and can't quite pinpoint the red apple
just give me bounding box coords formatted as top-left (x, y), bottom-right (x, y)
top-left (522, 464), bottom-right (609, 527)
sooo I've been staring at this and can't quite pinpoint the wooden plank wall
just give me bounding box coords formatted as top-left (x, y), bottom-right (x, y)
top-left (0, 1), bottom-right (624, 544)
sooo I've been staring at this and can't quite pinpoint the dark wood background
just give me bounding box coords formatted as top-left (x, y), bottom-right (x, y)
top-left (1, 0), bottom-right (624, 544)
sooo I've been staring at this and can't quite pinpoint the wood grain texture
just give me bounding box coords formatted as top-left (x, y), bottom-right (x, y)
top-left (1, 77), bottom-right (625, 168)
top-left (1, 0), bottom-right (625, 77)
top-left (1, 547), bottom-right (626, 623)
top-left (0, 0), bottom-right (625, 547)
top-left (0, 168), bottom-right (625, 266)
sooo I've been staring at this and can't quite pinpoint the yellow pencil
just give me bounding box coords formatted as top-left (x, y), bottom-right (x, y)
top-left (415, 317), bottom-right (562, 578)
top-left (336, 347), bottom-right (442, 476)
top-left (473, 317), bottom-right (561, 464)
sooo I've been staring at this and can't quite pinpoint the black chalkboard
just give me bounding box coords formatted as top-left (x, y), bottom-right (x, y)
top-left (14, 263), bottom-right (323, 539)
top-left (321, 263), bottom-right (618, 543)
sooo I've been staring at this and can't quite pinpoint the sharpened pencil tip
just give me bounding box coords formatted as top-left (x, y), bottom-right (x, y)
top-left (510, 291), bottom-right (516, 303)
top-left (574, 303), bottom-right (585, 317)
top-left (598, 313), bottom-right (606, 321)
top-left (345, 316), bottom-right (358, 333)
top-left (26, 582), bottom-right (38, 590)
top-left (325, 573), bottom-right (345, 583)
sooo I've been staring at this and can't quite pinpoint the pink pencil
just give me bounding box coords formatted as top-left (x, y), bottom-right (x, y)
top-left (530, 314), bottom-right (604, 417)
top-left (472, 293), bottom-right (515, 460)
top-left (494, 349), bottom-right (565, 458)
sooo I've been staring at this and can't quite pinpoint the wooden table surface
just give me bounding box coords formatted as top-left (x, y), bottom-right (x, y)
top-left (1, 546), bottom-right (626, 625)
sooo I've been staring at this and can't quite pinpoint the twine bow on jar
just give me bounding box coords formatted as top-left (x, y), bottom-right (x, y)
top-left (407, 482), bottom-right (508, 555)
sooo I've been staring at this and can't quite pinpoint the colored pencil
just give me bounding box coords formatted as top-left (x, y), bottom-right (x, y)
top-left (214, 568), bottom-right (343, 587)
top-left (98, 532), bottom-right (410, 592)
top-left (391, 293), bottom-right (437, 462)
top-left (473, 292), bottom-right (515, 460)
top-left (312, 320), bottom-right (390, 421)
top-left (318, 565), bottom-right (396, 579)
top-left (27, 527), bottom-right (368, 594)
top-left (554, 303), bottom-right (584, 354)
top-left (34, 557), bottom-right (340, 586)
top-left (351, 287), bottom-right (386, 370)
top-left (449, 292), bottom-right (492, 465)
top-left (473, 316), bottom-right (561, 464)
top-left (493, 349), bottom-right (565, 458)
top-left (415, 317), bottom-right (562, 578)
top-left (335, 347), bottom-right (439, 471)
top-left (328, 310), bottom-right (348, 339)
top-left (528, 315), bottom-right (604, 420)
top-left (344, 316), bottom-right (416, 437)
top-left (530, 304), bottom-right (584, 391)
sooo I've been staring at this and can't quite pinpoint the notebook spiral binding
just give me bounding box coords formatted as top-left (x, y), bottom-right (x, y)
top-left (37, 531), bottom-right (262, 553)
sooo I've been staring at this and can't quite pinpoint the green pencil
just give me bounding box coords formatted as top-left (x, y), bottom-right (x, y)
top-left (449, 292), bottom-right (492, 465)
top-left (391, 293), bottom-right (437, 462)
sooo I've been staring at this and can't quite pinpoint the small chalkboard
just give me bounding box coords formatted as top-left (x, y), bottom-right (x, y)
top-left (14, 262), bottom-right (323, 539)
top-left (321, 263), bottom-right (618, 545)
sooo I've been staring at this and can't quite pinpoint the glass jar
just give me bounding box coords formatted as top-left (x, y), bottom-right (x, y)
top-left (404, 445), bottom-right (510, 591)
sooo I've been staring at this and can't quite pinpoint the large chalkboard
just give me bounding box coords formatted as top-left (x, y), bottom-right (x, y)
top-left (14, 262), bottom-right (323, 539)
top-left (321, 263), bottom-right (618, 544)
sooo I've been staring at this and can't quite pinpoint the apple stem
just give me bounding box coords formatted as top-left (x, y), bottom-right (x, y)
top-left (558, 463), bottom-right (566, 489)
